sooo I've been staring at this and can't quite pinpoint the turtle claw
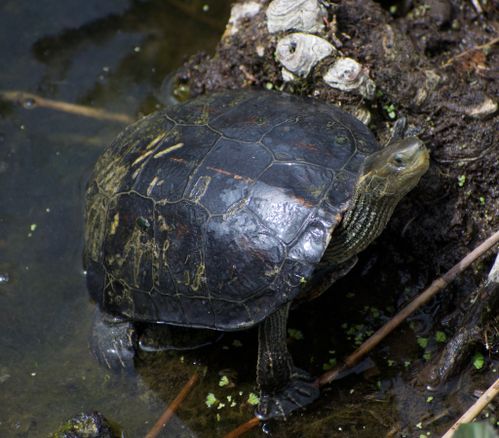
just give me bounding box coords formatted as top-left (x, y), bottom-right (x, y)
top-left (90, 309), bottom-right (137, 370)
top-left (256, 369), bottom-right (320, 420)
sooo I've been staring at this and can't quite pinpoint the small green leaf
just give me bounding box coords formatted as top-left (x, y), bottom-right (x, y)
top-left (457, 175), bottom-right (466, 187)
top-left (288, 328), bottom-right (304, 341)
top-left (454, 422), bottom-right (498, 438)
top-left (472, 352), bottom-right (485, 370)
top-left (219, 375), bottom-right (229, 387)
top-left (426, 396), bottom-right (434, 403)
top-left (479, 196), bottom-right (486, 205)
top-left (205, 393), bottom-right (218, 407)
top-left (384, 103), bottom-right (397, 119)
top-left (417, 337), bottom-right (428, 349)
top-left (435, 331), bottom-right (447, 343)
top-left (322, 357), bottom-right (337, 371)
top-left (247, 392), bottom-right (260, 406)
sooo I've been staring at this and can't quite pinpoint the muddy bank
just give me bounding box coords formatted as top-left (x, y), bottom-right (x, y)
top-left (170, 0), bottom-right (498, 435)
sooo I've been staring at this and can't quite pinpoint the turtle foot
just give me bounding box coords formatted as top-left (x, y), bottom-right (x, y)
top-left (90, 309), bottom-right (137, 370)
top-left (256, 369), bottom-right (320, 420)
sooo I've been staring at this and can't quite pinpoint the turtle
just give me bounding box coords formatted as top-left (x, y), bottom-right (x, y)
top-left (83, 89), bottom-right (429, 419)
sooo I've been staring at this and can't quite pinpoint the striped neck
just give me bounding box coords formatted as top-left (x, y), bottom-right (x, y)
top-left (326, 186), bottom-right (400, 264)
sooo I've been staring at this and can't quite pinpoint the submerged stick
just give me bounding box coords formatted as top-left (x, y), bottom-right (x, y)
top-left (441, 377), bottom-right (499, 438)
top-left (145, 373), bottom-right (199, 438)
top-left (224, 230), bottom-right (499, 437)
top-left (0, 90), bottom-right (133, 124)
top-left (224, 417), bottom-right (261, 438)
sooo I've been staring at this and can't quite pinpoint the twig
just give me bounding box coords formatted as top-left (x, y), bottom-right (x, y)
top-left (0, 90), bottom-right (134, 124)
top-left (441, 377), bottom-right (499, 438)
top-left (442, 36), bottom-right (499, 67)
top-left (470, 0), bottom-right (483, 14)
top-left (224, 230), bottom-right (499, 437)
top-left (318, 229), bottom-right (499, 386)
top-left (223, 417), bottom-right (261, 438)
top-left (144, 373), bottom-right (199, 438)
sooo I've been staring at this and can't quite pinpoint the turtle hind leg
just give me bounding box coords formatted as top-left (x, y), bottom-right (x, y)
top-left (90, 308), bottom-right (137, 370)
top-left (255, 303), bottom-right (320, 420)
top-left (137, 324), bottom-right (223, 352)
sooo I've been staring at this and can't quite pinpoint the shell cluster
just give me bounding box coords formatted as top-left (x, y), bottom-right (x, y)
top-left (265, 0), bottom-right (376, 98)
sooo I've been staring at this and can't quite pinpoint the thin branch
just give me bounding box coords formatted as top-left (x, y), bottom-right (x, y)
top-left (442, 36), bottom-right (499, 67)
top-left (470, 0), bottom-right (483, 14)
top-left (318, 229), bottom-right (499, 386)
top-left (223, 417), bottom-right (261, 438)
top-left (0, 90), bottom-right (134, 124)
top-left (145, 373), bottom-right (199, 438)
top-left (441, 377), bottom-right (499, 438)
top-left (224, 230), bottom-right (499, 437)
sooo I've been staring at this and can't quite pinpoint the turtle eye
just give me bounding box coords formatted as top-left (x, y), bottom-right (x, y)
top-left (392, 153), bottom-right (406, 168)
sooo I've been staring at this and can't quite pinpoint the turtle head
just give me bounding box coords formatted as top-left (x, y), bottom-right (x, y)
top-left (360, 137), bottom-right (429, 199)
top-left (327, 137), bottom-right (429, 263)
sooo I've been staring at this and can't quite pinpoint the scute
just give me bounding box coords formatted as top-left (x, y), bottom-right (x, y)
top-left (84, 89), bottom-right (382, 330)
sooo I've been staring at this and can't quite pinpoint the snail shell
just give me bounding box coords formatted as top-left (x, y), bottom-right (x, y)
top-left (266, 0), bottom-right (327, 34)
top-left (323, 57), bottom-right (376, 100)
top-left (276, 33), bottom-right (334, 78)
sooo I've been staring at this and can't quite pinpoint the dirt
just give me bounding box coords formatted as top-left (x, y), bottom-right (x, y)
top-left (171, 0), bottom-right (498, 435)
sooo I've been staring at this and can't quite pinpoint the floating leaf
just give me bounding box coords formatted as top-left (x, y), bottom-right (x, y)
top-left (219, 376), bottom-right (229, 387)
top-left (472, 352), bottom-right (485, 370)
top-left (247, 393), bottom-right (260, 406)
top-left (435, 331), bottom-right (447, 343)
top-left (205, 393), bottom-right (218, 407)
top-left (288, 328), bottom-right (304, 340)
top-left (417, 337), bottom-right (428, 349)
top-left (454, 422), bottom-right (498, 438)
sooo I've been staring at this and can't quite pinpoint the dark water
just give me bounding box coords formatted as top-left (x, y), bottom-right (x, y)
top-left (1, 1), bottom-right (496, 437)
top-left (0, 1), bottom-right (233, 436)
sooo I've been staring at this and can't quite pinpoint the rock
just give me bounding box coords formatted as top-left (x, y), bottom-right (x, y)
top-left (323, 57), bottom-right (376, 100)
top-left (266, 0), bottom-right (327, 34)
top-left (225, 1), bottom-right (262, 36)
top-left (51, 411), bottom-right (117, 438)
top-left (275, 33), bottom-right (334, 78)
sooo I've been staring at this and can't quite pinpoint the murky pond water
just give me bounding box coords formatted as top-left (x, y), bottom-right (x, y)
top-left (1, 1), bottom-right (496, 437)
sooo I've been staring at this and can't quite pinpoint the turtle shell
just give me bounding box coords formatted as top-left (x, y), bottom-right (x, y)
top-left (83, 90), bottom-right (380, 330)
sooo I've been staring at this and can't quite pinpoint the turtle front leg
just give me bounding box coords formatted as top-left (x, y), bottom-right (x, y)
top-left (256, 303), bottom-right (320, 420)
top-left (90, 308), bottom-right (137, 370)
